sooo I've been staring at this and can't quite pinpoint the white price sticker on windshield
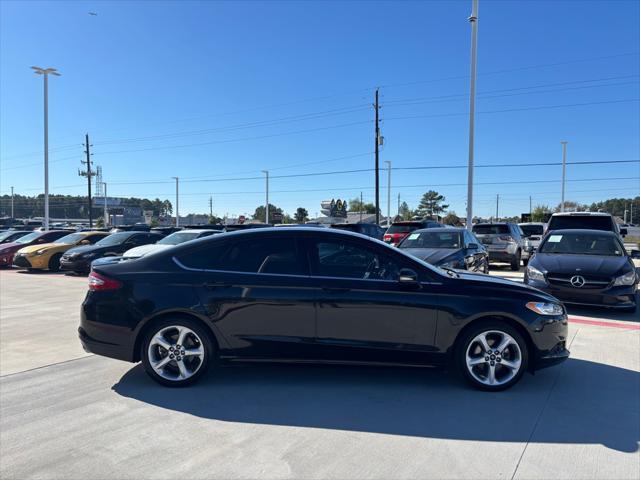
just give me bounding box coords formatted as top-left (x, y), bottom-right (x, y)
top-left (547, 235), bottom-right (563, 242)
top-left (407, 233), bottom-right (420, 240)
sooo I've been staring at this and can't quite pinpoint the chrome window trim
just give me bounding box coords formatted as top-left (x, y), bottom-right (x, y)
top-left (172, 256), bottom-right (442, 285)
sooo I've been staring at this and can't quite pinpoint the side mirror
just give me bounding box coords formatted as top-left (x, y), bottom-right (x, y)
top-left (631, 250), bottom-right (640, 259)
top-left (467, 243), bottom-right (479, 250)
top-left (398, 268), bottom-right (419, 284)
top-left (620, 228), bottom-right (628, 236)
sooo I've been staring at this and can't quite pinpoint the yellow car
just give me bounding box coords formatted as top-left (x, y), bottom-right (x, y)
top-left (13, 231), bottom-right (109, 271)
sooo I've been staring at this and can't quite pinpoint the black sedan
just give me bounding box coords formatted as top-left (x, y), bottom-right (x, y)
top-left (398, 227), bottom-right (489, 273)
top-left (80, 228), bottom-right (569, 391)
top-left (525, 229), bottom-right (638, 312)
top-left (61, 231), bottom-right (163, 273)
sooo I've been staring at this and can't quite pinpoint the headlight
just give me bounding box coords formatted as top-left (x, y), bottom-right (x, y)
top-left (526, 302), bottom-right (564, 316)
top-left (613, 270), bottom-right (636, 286)
top-left (82, 252), bottom-right (97, 259)
top-left (34, 249), bottom-right (48, 256)
top-left (526, 265), bottom-right (546, 282)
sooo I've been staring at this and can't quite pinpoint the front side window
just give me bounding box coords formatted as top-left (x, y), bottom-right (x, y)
top-left (399, 231), bottom-right (462, 249)
top-left (177, 237), bottom-right (306, 275)
top-left (312, 241), bottom-right (403, 280)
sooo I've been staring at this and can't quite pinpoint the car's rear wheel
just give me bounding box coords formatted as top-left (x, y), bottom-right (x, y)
top-left (141, 318), bottom-right (215, 387)
top-left (510, 251), bottom-right (521, 271)
top-left (456, 321), bottom-right (529, 391)
top-left (48, 254), bottom-right (62, 272)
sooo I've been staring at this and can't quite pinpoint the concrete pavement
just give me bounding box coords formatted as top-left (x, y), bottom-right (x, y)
top-left (0, 269), bottom-right (638, 479)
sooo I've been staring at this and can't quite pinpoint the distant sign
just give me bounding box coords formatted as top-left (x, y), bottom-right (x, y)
top-left (92, 197), bottom-right (123, 208)
top-left (320, 199), bottom-right (348, 218)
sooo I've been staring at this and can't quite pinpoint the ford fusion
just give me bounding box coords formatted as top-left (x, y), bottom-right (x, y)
top-left (80, 228), bottom-right (569, 390)
top-left (398, 227), bottom-right (489, 273)
top-left (525, 229), bottom-right (638, 312)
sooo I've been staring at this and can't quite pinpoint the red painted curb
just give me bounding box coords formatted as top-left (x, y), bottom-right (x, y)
top-left (569, 316), bottom-right (640, 330)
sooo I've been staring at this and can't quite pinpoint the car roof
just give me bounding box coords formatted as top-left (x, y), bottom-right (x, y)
top-left (473, 222), bottom-right (511, 226)
top-left (518, 222), bottom-right (545, 226)
top-left (170, 229), bottom-right (216, 234)
top-left (412, 227), bottom-right (465, 233)
top-left (550, 211), bottom-right (611, 217)
top-left (544, 229), bottom-right (618, 236)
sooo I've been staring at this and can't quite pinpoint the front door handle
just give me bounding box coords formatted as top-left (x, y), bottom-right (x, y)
top-left (203, 282), bottom-right (232, 289)
top-left (322, 287), bottom-right (351, 293)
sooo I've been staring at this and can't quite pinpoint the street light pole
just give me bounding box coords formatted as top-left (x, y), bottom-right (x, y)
top-left (262, 170), bottom-right (269, 224)
top-left (465, 0), bottom-right (479, 230)
top-left (103, 182), bottom-right (108, 227)
top-left (561, 141), bottom-right (568, 212)
top-left (385, 161), bottom-right (391, 226)
top-left (31, 66), bottom-right (60, 231)
top-left (10, 186), bottom-right (14, 218)
top-left (172, 177), bottom-right (179, 227)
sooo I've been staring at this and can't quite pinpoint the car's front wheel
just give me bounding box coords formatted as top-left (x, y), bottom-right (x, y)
top-left (141, 318), bottom-right (215, 387)
top-left (456, 321), bottom-right (529, 391)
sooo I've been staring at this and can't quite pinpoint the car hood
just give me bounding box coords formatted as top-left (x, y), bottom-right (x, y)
top-left (123, 244), bottom-right (169, 258)
top-left (533, 253), bottom-right (630, 276)
top-left (456, 270), bottom-right (558, 302)
top-left (0, 242), bottom-right (23, 253)
top-left (64, 245), bottom-right (107, 256)
top-left (17, 242), bottom-right (71, 254)
top-left (402, 248), bottom-right (461, 265)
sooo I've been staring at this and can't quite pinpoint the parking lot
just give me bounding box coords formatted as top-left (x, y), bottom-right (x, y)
top-left (0, 267), bottom-right (638, 479)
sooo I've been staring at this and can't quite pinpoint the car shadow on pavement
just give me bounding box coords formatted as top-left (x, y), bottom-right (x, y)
top-left (112, 358), bottom-right (639, 453)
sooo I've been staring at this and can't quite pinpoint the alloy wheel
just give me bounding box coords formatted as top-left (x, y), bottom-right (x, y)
top-left (465, 330), bottom-right (522, 387)
top-left (147, 325), bottom-right (205, 381)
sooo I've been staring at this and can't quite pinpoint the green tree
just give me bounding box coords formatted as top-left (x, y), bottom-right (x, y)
top-left (294, 207), bottom-right (309, 223)
top-left (347, 197), bottom-right (377, 214)
top-left (398, 201), bottom-right (413, 220)
top-left (531, 204), bottom-right (551, 222)
top-left (252, 203), bottom-right (283, 223)
top-left (554, 201), bottom-right (586, 213)
top-left (415, 190), bottom-right (449, 218)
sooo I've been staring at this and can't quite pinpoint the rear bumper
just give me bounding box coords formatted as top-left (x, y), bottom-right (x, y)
top-left (79, 296), bottom-right (136, 362)
top-left (487, 250), bottom-right (517, 262)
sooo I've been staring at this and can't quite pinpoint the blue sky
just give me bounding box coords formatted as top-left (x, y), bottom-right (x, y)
top-left (1, 0), bottom-right (639, 219)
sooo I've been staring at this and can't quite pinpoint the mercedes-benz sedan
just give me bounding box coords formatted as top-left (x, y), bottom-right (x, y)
top-left (80, 228), bottom-right (569, 391)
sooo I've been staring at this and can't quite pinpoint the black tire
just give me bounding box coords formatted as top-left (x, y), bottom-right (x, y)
top-left (141, 317), bottom-right (215, 387)
top-left (455, 320), bottom-right (529, 391)
top-left (522, 257), bottom-right (529, 267)
top-left (483, 260), bottom-right (490, 274)
top-left (48, 253), bottom-right (62, 272)
top-left (510, 251), bottom-right (521, 271)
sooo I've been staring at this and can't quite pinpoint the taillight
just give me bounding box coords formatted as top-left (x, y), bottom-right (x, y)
top-left (88, 271), bottom-right (122, 291)
top-left (499, 235), bottom-right (515, 243)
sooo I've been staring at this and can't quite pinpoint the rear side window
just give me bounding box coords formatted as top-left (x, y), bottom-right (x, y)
top-left (548, 216), bottom-right (613, 231)
top-left (473, 225), bottom-right (509, 235)
top-left (177, 237), bottom-right (307, 275)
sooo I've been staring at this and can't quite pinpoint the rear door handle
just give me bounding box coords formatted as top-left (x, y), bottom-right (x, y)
top-left (322, 287), bottom-right (351, 293)
top-left (203, 282), bottom-right (232, 289)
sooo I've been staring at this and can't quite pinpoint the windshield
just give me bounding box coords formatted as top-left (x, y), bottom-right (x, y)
top-left (387, 224), bottom-right (419, 234)
top-left (520, 225), bottom-right (544, 237)
top-left (548, 216), bottom-right (613, 231)
top-left (539, 232), bottom-right (623, 256)
top-left (473, 225), bottom-right (509, 235)
top-left (400, 231), bottom-right (462, 249)
top-left (15, 232), bottom-right (41, 244)
top-left (95, 232), bottom-right (131, 246)
top-left (158, 232), bottom-right (201, 245)
top-left (0, 231), bottom-right (22, 242)
top-left (54, 233), bottom-right (86, 244)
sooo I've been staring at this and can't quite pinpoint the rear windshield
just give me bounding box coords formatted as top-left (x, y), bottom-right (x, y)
top-left (53, 233), bottom-right (86, 244)
top-left (539, 232), bottom-right (623, 256)
top-left (548, 215), bottom-right (613, 231)
top-left (520, 225), bottom-right (544, 236)
top-left (387, 224), bottom-right (419, 234)
top-left (472, 225), bottom-right (509, 235)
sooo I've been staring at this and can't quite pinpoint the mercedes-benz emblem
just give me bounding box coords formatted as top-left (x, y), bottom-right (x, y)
top-left (570, 275), bottom-right (586, 288)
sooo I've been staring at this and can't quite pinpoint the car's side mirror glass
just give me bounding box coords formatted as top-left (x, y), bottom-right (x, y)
top-left (631, 250), bottom-right (640, 259)
top-left (398, 268), bottom-right (418, 283)
top-left (467, 243), bottom-right (478, 250)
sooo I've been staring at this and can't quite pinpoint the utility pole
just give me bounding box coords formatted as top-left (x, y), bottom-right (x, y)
top-left (374, 88), bottom-right (381, 225)
top-left (397, 193), bottom-right (401, 218)
top-left (360, 191), bottom-right (363, 222)
top-left (465, 0), bottom-right (479, 231)
top-left (496, 194), bottom-right (499, 220)
top-left (529, 196), bottom-right (532, 216)
top-left (172, 177), bottom-right (179, 227)
top-left (560, 141), bottom-right (568, 212)
top-left (624, 205), bottom-right (628, 223)
top-left (102, 182), bottom-right (108, 227)
top-left (385, 160), bottom-right (391, 226)
top-left (79, 134), bottom-right (95, 228)
top-left (631, 201), bottom-right (634, 225)
top-left (31, 66), bottom-right (60, 230)
top-left (209, 196), bottom-right (213, 217)
top-left (10, 186), bottom-right (14, 218)
top-left (262, 170), bottom-right (269, 224)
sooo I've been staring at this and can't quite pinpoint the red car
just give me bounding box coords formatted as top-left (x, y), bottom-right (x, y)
top-left (0, 230), bottom-right (69, 267)
top-left (383, 220), bottom-right (443, 246)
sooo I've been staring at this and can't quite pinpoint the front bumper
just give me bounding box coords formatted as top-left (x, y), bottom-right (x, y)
top-left (61, 256), bottom-right (91, 272)
top-left (529, 313), bottom-right (570, 370)
top-left (0, 253), bottom-right (14, 266)
top-left (12, 254), bottom-right (32, 268)
top-left (526, 279), bottom-right (637, 309)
